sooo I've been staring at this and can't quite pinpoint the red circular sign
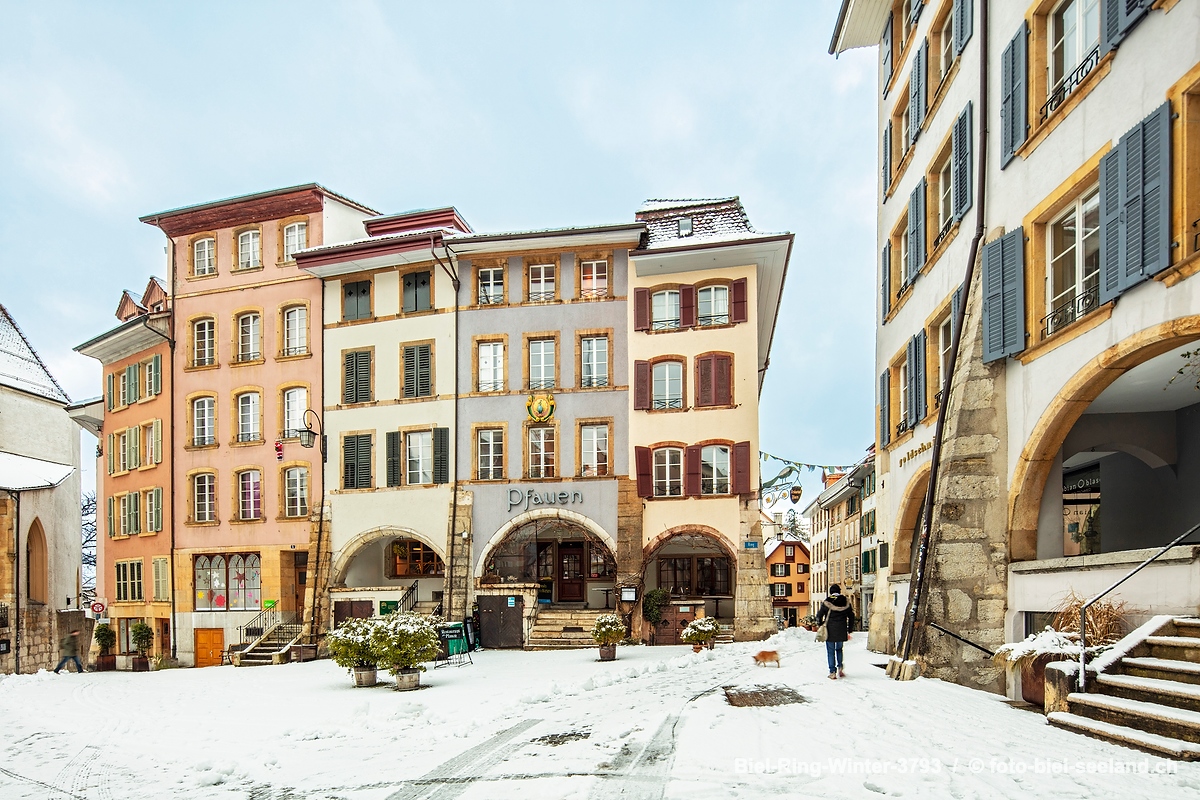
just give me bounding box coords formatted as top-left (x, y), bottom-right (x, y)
top-left (91, 602), bottom-right (106, 614)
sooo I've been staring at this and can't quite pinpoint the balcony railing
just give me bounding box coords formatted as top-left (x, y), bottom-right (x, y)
top-left (529, 378), bottom-right (556, 390)
top-left (236, 432), bottom-right (263, 443)
top-left (896, 419), bottom-right (912, 437)
top-left (234, 350), bottom-right (261, 363)
top-left (280, 346), bottom-right (308, 358)
top-left (580, 375), bottom-right (609, 388)
top-left (651, 318), bottom-right (681, 331)
top-left (280, 428), bottom-right (304, 440)
top-left (478, 289), bottom-right (503, 305)
top-left (1040, 285), bottom-right (1100, 339)
top-left (191, 434), bottom-right (216, 447)
top-left (478, 379), bottom-right (505, 392)
top-left (1040, 45), bottom-right (1101, 122)
top-left (652, 397), bottom-right (683, 410)
top-left (527, 289), bottom-right (555, 302)
top-left (579, 287), bottom-right (609, 299)
top-left (698, 313), bottom-right (729, 327)
top-left (193, 355), bottom-right (215, 368)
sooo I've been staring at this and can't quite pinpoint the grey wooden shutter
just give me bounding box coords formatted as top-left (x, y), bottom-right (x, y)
top-left (357, 435), bottom-right (373, 488)
top-left (403, 273), bottom-right (416, 313)
top-left (403, 346), bottom-right (417, 398)
top-left (343, 352), bottom-right (356, 404)
top-left (909, 0), bottom-right (924, 25)
top-left (418, 344), bottom-right (432, 396)
top-left (433, 427), bottom-right (450, 484)
top-left (343, 435), bottom-right (358, 489)
top-left (1119, 0), bottom-right (1152, 37)
top-left (951, 283), bottom-right (963, 329)
top-left (914, 330), bottom-right (928, 421)
top-left (881, 13), bottom-right (893, 95)
top-left (1125, 103), bottom-right (1172, 284)
top-left (882, 121), bottom-right (893, 198)
top-left (1099, 146), bottom-right (1123, 305)
top-left (981, 228), bottom-right (1026, 363)
top-left (881, 242), bottom-right (892, 321)
top-left (357, 351), bottom-right (371, 402)
top-left (954, 0), bottom-right (972, 54)
top-left (415, 271), bottom-right (431, 311)
top-left (1000, 23), bottom-right (1028, 168)
top-left (907, 179), bottom-right (926, 282)
top-left (151, 353), bottom-right (162, 395)
top-left (879, 371), bottom-right (891, 446)
top-left (908, 40), bottom-right (928, 146)
top-left (952, 103), bottom-right (973, 221)
top-left (386, 431), bottom-right (401, 487)
top-left (905, 336), bottom-right (918, 428)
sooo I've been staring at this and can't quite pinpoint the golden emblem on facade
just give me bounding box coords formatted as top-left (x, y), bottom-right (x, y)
top-left (527, 393), bottom-right (555, 422)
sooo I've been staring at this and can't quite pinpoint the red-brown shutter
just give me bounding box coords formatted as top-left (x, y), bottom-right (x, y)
top-left (731, 278), bottom-right (748, 323)
top-left (684, 445), bottom-right (702, 496)
top-left (696, 356), bottom-right (713, 407)
top-left (634, 360), bottom-right (651, 410)
top-left (715, 354), bottom-right (732, 406)
top-left (680, 284), bottom-right (696, 327)
top-left (635, 446), bottom-right (653, 498)
top-left (634, 288), bottom-right (650, 331)
top-left (732, 440), bottom-right (752, 495)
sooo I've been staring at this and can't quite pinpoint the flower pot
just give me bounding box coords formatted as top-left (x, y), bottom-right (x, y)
top-left (352, 666), bottom-right (378, 687)
top-left (394, 668), bottom-right (421, 691)
top-left (1021, 654), bottom-right (1068, 710)
top-left (131, 655), bottom-right (150, 672)
top-left (692, 644), bottom-right (704, 653)
top-left (598, 644), bottom-right (616, 662)
top-left (95, 654), bottom-right (116, 672)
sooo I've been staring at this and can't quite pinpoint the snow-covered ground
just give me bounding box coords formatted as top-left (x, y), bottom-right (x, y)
top-left (2, 629), bottom-right (1198, 799)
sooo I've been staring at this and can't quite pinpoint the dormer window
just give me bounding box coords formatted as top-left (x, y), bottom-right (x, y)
top-left (678, 217), bottom-right (693, 237)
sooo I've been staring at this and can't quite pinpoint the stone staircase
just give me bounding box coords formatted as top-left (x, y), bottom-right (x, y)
top-left (526, 607), bottom-right (608, 650)
top-left (715, 623), bottom-right (735, 645)
top-left (414, 600), bottom-right (441, 617)
top-left (234, 622), bottom-right (303, 667)
top-left (1048, 617), bottom-right (1200, 759)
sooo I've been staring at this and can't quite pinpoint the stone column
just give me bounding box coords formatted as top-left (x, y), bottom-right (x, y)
top-left (734, 499), bottom-right (775, 641)
top-left (445, 489), bottom-right (474, 621)
top-left (301, 502), bottom-right (333, 640)
top-left (615, 478), bottom-right (644, 639)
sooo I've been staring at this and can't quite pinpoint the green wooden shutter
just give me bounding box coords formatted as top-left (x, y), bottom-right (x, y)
top-left (152, 420), bottom-right (163, 464)
top-left (1099, 146), bottom-right (1124, 305)
top-left (357, 435), bottom-right (373, 488)
top-left (151, 353), bottom-right (162, 395)
top-left (343, 352), bottom-right (356, 404)
top-left (433, 427), bottom-right (450, 485)
top-left (954, 0), bottom-right (972, 54)
top-left (106, 373), bottom-right (114, 410)
top-left (126, 364), bottom-right (139, 403)
top-left (418, 345), bottom-right (432, 397)
top-left (1000, 23), bottom-right (1028, 168)
top-left (879, 371), bottom-right (891, 446)
top-left (386, 431), bottom-right (401, 487)
top-left (153, 487), bottom-right (163, 531)
top-left (881, 13), bottom-right (893, 96)
top-left (130, 427), bottom-right (140, 469)
top-left (107, 496), bottom-right (115, 538)
top-left (343, 435), bottom-right (358, 489)
top-left (357, 351), bottom-right (371, 402)
top-left (981, 228), bottom-right (1026, 363)
top-left (107, 433), bottom-right (115, 475)
top-left (952, 102), bottom-right (973, 221)
top-left (881, 242), bottom-right (892, 321)
top-left (403, 346), bottom-right (417, 398)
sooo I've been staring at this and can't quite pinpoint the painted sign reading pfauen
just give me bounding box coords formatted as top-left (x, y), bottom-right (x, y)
top-left (507, 487), bottom-right (584, 513)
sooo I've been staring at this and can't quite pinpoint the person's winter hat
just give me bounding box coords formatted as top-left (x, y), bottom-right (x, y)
top-left (829, 584), bottom-right (841, 595)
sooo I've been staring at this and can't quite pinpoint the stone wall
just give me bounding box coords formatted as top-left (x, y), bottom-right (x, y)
top-left (733, 499), bottom-right (775, 642)
top-left (302, 503), bottom-right (334, 641)
top-left (446, 490), bottom-right (474, 621)
top-left (614, 478), bottom-right (644, 638)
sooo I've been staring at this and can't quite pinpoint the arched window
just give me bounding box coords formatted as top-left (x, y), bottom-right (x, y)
top-left (194, 556), bottom-right (212, 610)
top-left (238, 230), bottom-right (261, 270)
top-left (284, 222), bottom-right (307, 260)
top-left (282, 306), bottom-right (308, 356)
top-left (228, 555), bottom-right (247, 610)
top-left (697, 285), bottom-right (729, 326)
top-left (27, 521), bottom-right (48, 604)
top-left (236, 392), bottom-right (261, 442)
top-left (652, 362), bottom-right (683, 409)
top-left (653, 447), bottom-right (683, 497)
top-left (236, 312), bottom-right (261, 362)
top-left (210, 555), bottom-right (227, 609)
top-left (245, 554), bottom-right (261, 609)
top-left (651, 290), bottom-right (680, 329)
top-left (192, 318), bottom-right (216, 367)
top-left (193, 238), bottom-right (216, 276)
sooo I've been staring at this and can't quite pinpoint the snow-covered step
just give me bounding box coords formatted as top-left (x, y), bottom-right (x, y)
top-left (1145, 636), bottom-right (1200, 661)
top-left (1096, 673), bottom-right (1200, 712)
top-left (1048, 712), bottom-right (1200, 760)
top-left (1122, 656), bottom-right (1200, 685)
top-left (1068, 692), bottom-right (1200, 744)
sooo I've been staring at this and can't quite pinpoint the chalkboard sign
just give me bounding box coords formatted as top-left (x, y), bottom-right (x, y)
top-left (434, 623), bottom-right (472, 668)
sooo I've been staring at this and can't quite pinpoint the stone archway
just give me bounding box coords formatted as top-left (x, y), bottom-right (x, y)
top-left (1009, 318), bottom-right (1200, 561)
top-left (330, 525), bottom-right (447, 587)
top-left (892, 465), bottom-right (931, 575)
top-left (643, 524), bottom-right (738, 563)
top-left (474, 508), bottom-right (616, 579)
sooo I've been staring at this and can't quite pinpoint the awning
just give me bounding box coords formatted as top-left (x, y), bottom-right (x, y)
top-left (0, 450), bottom-right (75, 492)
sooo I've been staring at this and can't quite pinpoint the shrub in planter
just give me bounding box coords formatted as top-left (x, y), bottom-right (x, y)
top-left (681, 617), bottom-right (721, 652)
top-left (592, 613), bottom-right (624, 661)
top-left (992, 628), bottom-right (1111, 709)
top-left (327, 617), bottom-right (382, 686)
top-left (130, 621), bottom-right (154, 672)
top-left (372, 612), bottom-right (440, 690)
top-left (93, 623), bottom-right (116, 671)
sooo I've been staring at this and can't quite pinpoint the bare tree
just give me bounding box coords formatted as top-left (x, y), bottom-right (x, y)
top-left (81, 491), bottom-right (96, 602)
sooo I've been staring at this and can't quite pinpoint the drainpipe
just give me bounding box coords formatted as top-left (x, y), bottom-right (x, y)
top-left (9, 490), bottom-right (21, 673)
top-left (433, 238), bottom-right (461, 622)
top-left (899, 0), bottom-right (991, 664)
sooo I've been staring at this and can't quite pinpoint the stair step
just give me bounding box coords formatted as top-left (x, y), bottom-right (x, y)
top-left (1096, 674), bottom-right (1200, 712)
top-left (1122, 657), bottom-right (1200, 685)
top-left (1048, 712), bottom-right (1200, 760)
top-left (1146, 636), bottom-right (1200, 648)
top-left (1068, 692), bottom-right (1200, 743)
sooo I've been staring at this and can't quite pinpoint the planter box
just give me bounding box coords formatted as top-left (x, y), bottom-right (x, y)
top-left (352, 667), bottom-right (378, 687)
top-left (131, 656), bottom-right (150, 672)
top-left (1021, 654), bottom-right (1071, 710)
top-left (395, 669), bottom-right (421, 691)
top-left (94, 655), bottom-right (116, 672)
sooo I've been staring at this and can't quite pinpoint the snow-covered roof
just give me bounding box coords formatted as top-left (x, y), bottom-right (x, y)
top-left (633, 197), bottom-right (788, 252)
top-left (638, 198), bottom-right (737, 212)
top-left (0, 304), bottom-right (70, 404)
top-left (0, 449), bottom-right (74, 491)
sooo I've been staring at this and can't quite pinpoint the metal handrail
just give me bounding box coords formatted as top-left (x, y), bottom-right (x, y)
top-left (397, 580), bottom-right (419, 615)
top-left (1078, 522), bottom-right (1200, 690)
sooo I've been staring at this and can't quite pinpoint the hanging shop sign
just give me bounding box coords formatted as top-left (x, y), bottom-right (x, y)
top-left (507, 487), bottom-right (584, 513)
top-left (527, 393), bottom-right (555, 422)
top-left (1063, 467), bottom-right (1100, 494)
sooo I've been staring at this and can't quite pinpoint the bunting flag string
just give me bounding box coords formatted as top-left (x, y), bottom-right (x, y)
top-left (758, 451), bottom-right (862, 506)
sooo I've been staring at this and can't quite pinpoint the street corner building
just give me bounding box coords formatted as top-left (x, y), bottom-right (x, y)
top-left (0, 303), bottom-right (85, 673)
top-left (831, 0), bottom-right (1200, 700)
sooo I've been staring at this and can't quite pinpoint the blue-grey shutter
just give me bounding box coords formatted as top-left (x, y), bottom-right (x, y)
top-left (981, 229), bottom-right (1026, 363)
top-left (881, 242), bottom-right (892, 322)
top-left (1099, 147), bottom-right (1123, 305)
top-left (403, 346), bottom-right (417, 398)
top-left (952, 103), bottom-right (973, 221)
top-left (879, 371), bottom-right (891, 446)
top-left (882, 121), bottom-right (893, 198)
top-left (343, 352), bottom-right (356, 404)
top-left (403, 273), bottom-right (417, 313)
top-left (433, 427), bottom-right (450, 485)
top-left (343, 435), bottom-right (358, 488)
top-left (1119, 0), bottom-right (1152, 37)
top-left (905, 336), bottom-right (918, 428)
top-left (1000, 23), bottom-right (1028, 168)
top-left (417, 344), bottom-right (432, 397)
top-left (357, 351), bottom-right (371, 402)
top-left (1102, 0), bottom-right (1124, 54)
top-left (954, 0), bottom-right (972, 54)
top-left (907, 179), bottom-right (927, 283)
top-left (909, 0), bottom-right (924, 25)
top-left (909, 39), bottom-right (928, 147)
top-left (1124, 102), bottom-right (1172, 283)
top-left (951, 283), bottom-right (964, 329)
top-left (881, 14), bottom-right (894, 97)
top-left (386, 431), bottom-right (400, 487)
top-left (914, 330), bottom-right (928, 422)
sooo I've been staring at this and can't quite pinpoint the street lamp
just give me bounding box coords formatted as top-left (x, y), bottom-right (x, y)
top-left (297, 409), bottom-right (326, 462)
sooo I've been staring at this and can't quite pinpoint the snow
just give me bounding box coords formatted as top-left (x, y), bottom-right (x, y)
top-left (2, 631), bottom-right (1199, 798)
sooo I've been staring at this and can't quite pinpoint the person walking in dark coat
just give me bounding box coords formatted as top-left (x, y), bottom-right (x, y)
top-left (54, 629), bottom-right (84, 674)
top-left (817, 585), bottom-right (856, 679)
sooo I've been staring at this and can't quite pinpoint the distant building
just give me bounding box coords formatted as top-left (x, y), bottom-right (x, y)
top-left (763, 518), bottom-right (812, 626)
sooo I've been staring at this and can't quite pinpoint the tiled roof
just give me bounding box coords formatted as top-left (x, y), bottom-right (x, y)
top-left (635, 197), bottom-right (778, 250)
top-left (0, 304), bottom-right (70, 404)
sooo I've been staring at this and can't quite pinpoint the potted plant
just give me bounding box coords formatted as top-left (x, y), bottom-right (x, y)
top-left (801, 614), bottom-right (820, 632)
top-left (681, 617), bottom-right (720, 653)
top-left (592, 613), bottom-right (624, 661)
top-left (372, 611), bottom-right (440, 691)
top-left (93, 623), bottom-right (116, 671)
top-left (130, 621), bottom-right (154, 672)
top-left (642, 588), bottom-right (669, 645)
top-left (326, 617), bottom-right (381, 687)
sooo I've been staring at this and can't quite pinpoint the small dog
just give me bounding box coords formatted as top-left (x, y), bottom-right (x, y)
top-left (752, 650), bottom-right (781, 667)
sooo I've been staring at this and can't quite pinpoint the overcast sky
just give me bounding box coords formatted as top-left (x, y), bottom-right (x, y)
top-left (0, 0), bottom-right (877, 510)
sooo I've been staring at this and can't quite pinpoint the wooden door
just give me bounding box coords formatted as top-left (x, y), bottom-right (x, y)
top-left (194, 628), bottom-right (224, 667)
top-left (478, 595), bottom-right (524, 648)
top-left (655, 604), bottom-right (697, 646)
top-left (558, 542), bottom-right (584, 602)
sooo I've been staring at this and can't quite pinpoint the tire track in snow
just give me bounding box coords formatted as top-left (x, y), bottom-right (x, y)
top-left (384, 718), bottom-right (542, 800)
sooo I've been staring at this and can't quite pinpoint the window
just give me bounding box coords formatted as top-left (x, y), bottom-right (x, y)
top-left (771, 563), bottom-right (789, 577)
top-left (938, 314), bottom-right (953, 398)
top-left (659, 557), bottom-right (692, 594)
top-left (142, 421), bottom-right (161, 466)
top-left (115, 430), bottom-right (131, 472)
top-left (1044, 188), bottom-right (1100, 338)
top-left (477, 428), bottom-right (504, 480)
top-left (117, 492), bottom-right (140, 536)
top-left (194, 555), bottom-right (226, 611)
top-left (938, 11), bottom-right (954, 84)
top-left (237, 230), bottom-right (261, 270)
top-left (283, 306), bottom-right (307, 356)
top-left (391, 540), bottom-right (444, 577)
top-left (152, 557), bottom-right (170, 602)
top-left (236, 312), bottom-right (261, 362)
top-left (697, 286), bottom-right (729, 326)
top-left (580, 260), bottom-right (608, 298)
top-left (651, 290), bottom-right (680, 330)
top-left (1050, 0), bottom-right (1100, 95)
top-left (772, 583), bottom-right (789, 597)
top-left (678, 217), bottom-right (693, 237)
top-left (191, 397), bottom-right (215, 447)
top-left (653, 447), bottom-right (682, 497)
top-left (581, 337), bottom-right (608, 388)
top-left (652, 361), bottom-right (683, 409)
top-left (403, 344), bottom-right (433, 398)
top-left (695, 353), bottom-right (732, 407)
top-left (343, 280), bottom-right (371, 321)
top-left (403, 270), bottom-right (432, 313)
top-left (406, 431), bottom-right (433, 485)
top-left (142, 356), bottom-right (160, 398)
top-left (192, 318), bottom-right (215, 367)
top-left (227, 554), bottom-right (262, 611)
top-left (237, 392), bottom-right (261, 442)
top-left (193, 238), bottom-right (215, 276)
top-left (115, 560), bottom-right (144, 602)
top-left (935, 147), bottom-right (953, 235)
top-left (529, 339), bottom-right (555, 389)
top-left (529, 427), bottom-right (555, 478)
top-left (701, 445), bottom-right (730, 495)
top-left (285, 467), bottom-right (309, 517)
top-left (785, 545), bottom-right (795, 559)
top-left (283, 387), bottom-right (307, 438)
top-left (238, 469), bottom-right (262, 520)
top-left (143, 487), bottom-right (163, 532)
top-left (283, 221), bottom-right (307, 260)
top-left (590, 545), bottom-right (616, 579)
top-left (581, 424), bottom-right (609, 477)
top-left (478, 342), bottom-right (504, 392)
top-left (193, 473), bottom-right (215, 522)
top-left (478, 267), bottom-right (504, 304)
top-left (696, 557), bottom-right (730, 595)
top-left (343, 350), bottom-right (372, 404)
top-left (343, 434), bottom-right (373, 489)
top-left (528, 264), bottom-right (555, 301)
